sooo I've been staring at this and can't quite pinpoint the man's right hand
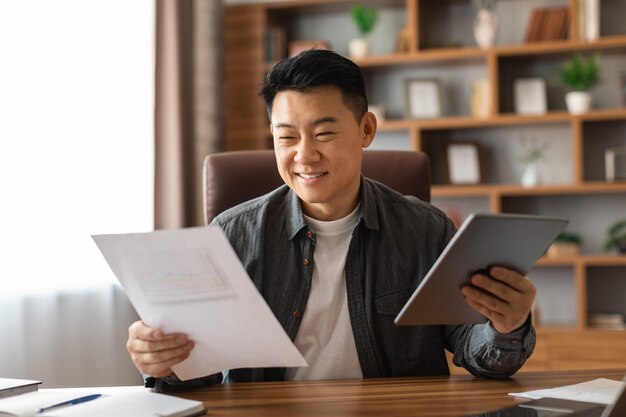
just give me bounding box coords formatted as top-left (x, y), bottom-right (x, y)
top-left (127, 320), bottom-right (195, 378)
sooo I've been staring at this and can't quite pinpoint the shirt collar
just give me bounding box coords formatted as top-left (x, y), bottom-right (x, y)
top-left (284, 176), bottom-right (380, 239)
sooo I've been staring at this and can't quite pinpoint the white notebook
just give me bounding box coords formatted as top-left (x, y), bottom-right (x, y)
top-left (0, 390), bottom-right (204, 417)
top-left (43, 392), bottom-right (204, 417)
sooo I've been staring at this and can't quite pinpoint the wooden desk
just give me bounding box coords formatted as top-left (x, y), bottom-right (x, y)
top-left (174, 369), bottom-right (626, 417)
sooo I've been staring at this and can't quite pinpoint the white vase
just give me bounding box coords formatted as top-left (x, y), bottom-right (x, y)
top-left (521, 162), bottom-right (540, 188)
top-left (473, 8), bottom-right (498, 49)
top-left (349, 38), bottom-right (370, 59)
top-left (565, 91), bottom-right (592, 115)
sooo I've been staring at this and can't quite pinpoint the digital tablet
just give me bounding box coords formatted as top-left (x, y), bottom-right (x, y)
top-left (394, 213), bottom-right (568, 326)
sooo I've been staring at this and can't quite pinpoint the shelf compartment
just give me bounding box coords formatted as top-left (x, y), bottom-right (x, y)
top-left (529, 266), bottom-right (578, 328)
top-left (422, 124), bottom-right (573, 186)
top-left (581, 119), bottom-right (626, 182)
top-left (586, 266), bottom-right (626, 330)
top-left (501, 192), bottom-right (626, 253)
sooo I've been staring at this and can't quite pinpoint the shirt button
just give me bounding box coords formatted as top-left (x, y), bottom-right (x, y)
top-left (306, 231), bottom-right (313, 239)
top-left (303, 258), bottom-right (310, 266)
top-left (292, 310), bottom-right (301, 318)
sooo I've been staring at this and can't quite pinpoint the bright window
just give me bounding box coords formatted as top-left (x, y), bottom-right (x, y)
top-left (0, 1), bottom-right (154, 294)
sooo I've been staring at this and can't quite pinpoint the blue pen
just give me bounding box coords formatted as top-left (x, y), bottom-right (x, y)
top-left (37, 394), bottom-right (102, 413)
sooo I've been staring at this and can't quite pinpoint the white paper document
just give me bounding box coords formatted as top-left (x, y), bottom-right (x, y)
top-left (509, 378), bottom-right (625, 405)
top-left (92, 226), bottom-right (307, 381)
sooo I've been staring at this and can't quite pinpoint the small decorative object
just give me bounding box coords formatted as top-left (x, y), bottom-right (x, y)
top-left (557, 53), bottom-right (600, 115)
top-left (518, 135), bottom-right (548, 188)
top-left (604, 219), bottom-right (626, 254)
top-left (349, 4), bottom-right (378, 59)
top-left (445, 142), bottom-right (483, 185)
top-left (605, 147), bottom-right (626, 182)
top-left (582, 0), bottom-right (600, 42)
top-left (394, 26), bottom-right (410, 53)
top-left (470, 79), bottom-right (491, 118)
top-left (473, 0), bottom-right (498, 49)
top-left (288, 40), bottom-right (330, 58)
top-left (546, 232), bottom-right (582, 258)
top-left (514, 78), bottom-right (547, 115)
top-left (368, 104), bottom-right (386, 123)
top-left (405, 78), bottom-right (442, 119)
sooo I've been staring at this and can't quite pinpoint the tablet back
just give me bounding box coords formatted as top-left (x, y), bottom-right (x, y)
top-left (395, 213), bottom-right (568, 326)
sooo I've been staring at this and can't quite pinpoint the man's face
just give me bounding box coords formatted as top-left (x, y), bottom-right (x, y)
top-left (270, 86), bottom-right (376, 221)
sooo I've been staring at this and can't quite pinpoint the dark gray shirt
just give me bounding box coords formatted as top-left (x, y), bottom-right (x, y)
top-left (147, 177), bottom-right (535, 391)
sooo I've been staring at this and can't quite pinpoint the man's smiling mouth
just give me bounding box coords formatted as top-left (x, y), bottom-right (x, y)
top-left (297, 172), bottom-right (328, 179)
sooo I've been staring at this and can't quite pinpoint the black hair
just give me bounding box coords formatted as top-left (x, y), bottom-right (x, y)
top-left (259, 49), bottom-right (368, 122)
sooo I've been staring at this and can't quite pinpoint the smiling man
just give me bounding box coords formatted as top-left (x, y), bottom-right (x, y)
top-left (127, 50), bottom-right (537, 391)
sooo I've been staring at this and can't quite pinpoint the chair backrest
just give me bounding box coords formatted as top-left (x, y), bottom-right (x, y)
top-left (203, 149), bottom-right (431, 224)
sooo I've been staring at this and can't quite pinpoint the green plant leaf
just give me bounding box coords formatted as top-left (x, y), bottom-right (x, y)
top-left (558, 53), bottom-right (600, 92)
top-left (352, 4), bottom-right (378, 36)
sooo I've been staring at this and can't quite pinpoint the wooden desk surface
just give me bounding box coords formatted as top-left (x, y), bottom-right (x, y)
top-left (174, 369), bottom-right (626, 417)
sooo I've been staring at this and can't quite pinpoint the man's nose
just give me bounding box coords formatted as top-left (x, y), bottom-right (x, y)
top-left (294, 137), bottom-right (320, 164)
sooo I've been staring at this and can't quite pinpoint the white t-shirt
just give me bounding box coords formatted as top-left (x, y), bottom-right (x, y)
top-left (285, 206), bottom-right (363, 381)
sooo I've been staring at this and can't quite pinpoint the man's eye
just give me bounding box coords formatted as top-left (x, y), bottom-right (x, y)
top-left (316, 131), bottom-right (335, 138)
top-left (279, 136), bottom-right (296, 140)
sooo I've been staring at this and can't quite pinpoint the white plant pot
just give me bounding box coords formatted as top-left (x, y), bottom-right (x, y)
top-left (349, 38), bottom-right (370, 59)
top-left (565, 91), bottom-right (592, 115)
top-left (521, 162), bottom-right (540, 188)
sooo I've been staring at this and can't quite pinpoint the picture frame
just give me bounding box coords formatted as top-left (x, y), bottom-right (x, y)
top-left (444, 142), bottom-right (483, 185)
top-left (405, 78), bottom-right (442, 119)
top-left (514, 77), bottom-right (547, 115)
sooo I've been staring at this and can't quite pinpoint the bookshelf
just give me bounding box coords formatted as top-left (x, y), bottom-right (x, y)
top-left (225, 0), bottom-right (626, 372)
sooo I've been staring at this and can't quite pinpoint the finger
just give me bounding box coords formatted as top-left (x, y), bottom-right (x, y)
top-left (130, 334), bottom-right (190, 354)
top-left (129, 321), bottom-right (163, 341)
top-left (135, 341), bottom-right (195, 366)
top-left (470, 274), bottom-right (519, 303)
top-left (489, 267), bottom-right (530, 291)
top-left (464, 297), bottom-right (504, 323)
top-left (142, 352), bottom-right (190, 378)
top-left (461, 285), bottom-right (510, 315)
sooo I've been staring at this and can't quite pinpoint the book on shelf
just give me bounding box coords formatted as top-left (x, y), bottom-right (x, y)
top-left (525, 6), bottom-right (569, 43)
top-left (0, 378), bottom-right (41, 399)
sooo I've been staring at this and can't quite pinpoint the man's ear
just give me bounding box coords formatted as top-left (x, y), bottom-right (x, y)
top-left (361, 112), bottom-right (377, 149)
top-left (269, 123), bottom-right (274, 137)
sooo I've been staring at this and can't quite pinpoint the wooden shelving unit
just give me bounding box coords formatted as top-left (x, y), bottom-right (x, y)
top-left (225, 0), bottom-right (626, 373)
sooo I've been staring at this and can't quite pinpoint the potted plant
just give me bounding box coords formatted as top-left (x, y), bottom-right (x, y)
top-left (558, 53), bottom-right (600, 115)
top-left (518, 136), bottom-right (548, 188)
top-left (547, 231), bottom-right (582, 258)
top-left (349, 4), bottom-right (378, 59)
top-left (604, 219), bottom-right (626, 254)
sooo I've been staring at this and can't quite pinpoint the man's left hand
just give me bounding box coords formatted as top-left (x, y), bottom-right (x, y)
top-left (461, 266), bottom-right (536, 334)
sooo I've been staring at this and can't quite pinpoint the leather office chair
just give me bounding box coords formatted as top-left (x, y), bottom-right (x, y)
top-left (203, 150), bottom-right (431, 224)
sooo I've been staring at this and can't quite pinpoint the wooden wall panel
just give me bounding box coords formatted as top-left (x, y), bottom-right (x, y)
top-left (225, 5), bottom-right (269, 151)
